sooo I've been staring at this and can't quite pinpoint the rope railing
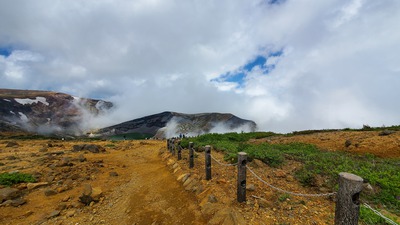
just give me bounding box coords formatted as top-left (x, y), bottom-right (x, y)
top-left (246, 165), bottom-right (336, 197)
top-left (165, 139), bottom-right (398, 225)
top-left (362, 203), bottom-right (399, 225)
top-left (210, 154), bottom-right (237, 167)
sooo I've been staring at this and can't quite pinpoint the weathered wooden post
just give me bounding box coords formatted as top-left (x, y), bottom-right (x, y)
top-left (334, 172), bottom-right (364, 225)
top-left (177, 142), bottom-right (182, 160)
top-left (172, 139), bottom-right (176, 156)
top-left (168, 139), bottom-right (172, 153)
top-left (205, 145), bottom-right (211, 180)
top-left (167, 139), bottom-right (169, 151)
top-left (237, 152), bottom-right (247, 203)
top-left (189, 142), bottom-right (194, 168)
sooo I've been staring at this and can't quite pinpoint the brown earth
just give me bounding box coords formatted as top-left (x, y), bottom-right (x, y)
top-left (253, 131), bottom-right (400, 158)
top-left (0, 131), bottom-right (399, 225)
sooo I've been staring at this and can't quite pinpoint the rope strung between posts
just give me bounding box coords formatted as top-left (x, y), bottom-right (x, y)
top-left (210, 154), bottom-right (238, 166)
top-left (363, 203), bottom-right (399, 225)
top-left (246, 165), bottom-right (337, 197)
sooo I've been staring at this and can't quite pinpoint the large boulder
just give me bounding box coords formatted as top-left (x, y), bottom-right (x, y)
top-left (0, 187), bottom-right (21, 203)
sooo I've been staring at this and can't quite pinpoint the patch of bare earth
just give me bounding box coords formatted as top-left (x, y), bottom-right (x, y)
top-left (253, 131), bottom-right (400, 158)
top-left (0, 139), bottom-right (204, 225)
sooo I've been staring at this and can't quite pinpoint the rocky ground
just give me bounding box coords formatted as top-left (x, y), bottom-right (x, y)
top-left (0, 131), bottom-right (399, 224)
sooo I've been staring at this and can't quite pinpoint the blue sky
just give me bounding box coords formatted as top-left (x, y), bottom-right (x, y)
top-left (1, 0), bottom-right (400, 132)
top-left (211, 51), bottom-right (282, 90)
top-left (0, 47), bottom-right (12, 57)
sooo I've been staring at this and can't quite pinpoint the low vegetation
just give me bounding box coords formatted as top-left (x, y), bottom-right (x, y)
top-left (0, 172), bottom-right (36, 186)
top-left (181, 132), bottom-right (400, 224)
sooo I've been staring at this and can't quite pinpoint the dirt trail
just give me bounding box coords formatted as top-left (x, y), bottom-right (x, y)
top-left (64, 140), bottom-right (206, 225)
top-left (125, 143), bottom-right (205, 224)
top-left (0, 140), bottom-right (205, 225)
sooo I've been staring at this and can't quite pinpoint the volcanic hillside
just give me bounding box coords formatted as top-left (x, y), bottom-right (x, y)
top-left (0, 89), bottom-right (113, 135)
top-left (95, 111), bottom-right (257, 139)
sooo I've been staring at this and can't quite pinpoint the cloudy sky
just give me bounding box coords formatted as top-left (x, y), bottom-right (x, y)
top-left (1, 0), bottom-right (400, 132)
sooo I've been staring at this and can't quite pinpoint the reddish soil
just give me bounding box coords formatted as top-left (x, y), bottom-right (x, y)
top-left (0, 130), bottom-right (399, 224)
top-left (256, 131), bottom-right (400, 158)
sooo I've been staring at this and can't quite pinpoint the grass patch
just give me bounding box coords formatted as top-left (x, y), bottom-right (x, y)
top-left (182, 132), bottom-right (400, 217)
top-left (0, 172), bottom-right (36, 186)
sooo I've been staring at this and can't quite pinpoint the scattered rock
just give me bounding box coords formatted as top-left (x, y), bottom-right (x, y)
top-left (44, 151), bottom-right (65, 156)
top-left (177, 173), bottom-right (190, 182)
top-left (39, 147), bottom-right (48, 152)
top-left (27, 182), bottom-right (49, 190)
top-left (1, 198), bottom-right (26, 207)
top-left (91, 187), bottom-right (103, 202)
top-left (6, 141), bottom-right (19, 147)
top-left (183, 178), bottom-right (193, 187)
top-left (0, 187), bottom-right (21, 203)
top-left (46, 175), bottom-right (55, 183)
top-left (379, 130), bottom-right (396, 136)
top-left (70, 173), bottom-right (80, 180)
top-left (345, 140), bottom-right (352, 147)
top-left (78, 154), bottom-right (86, 162)
top-left (58, 157), bottom-right (73, 167)
top-left (47, 210), bottom-right (61, 219)
top-left (208, 194), bottom-right (218, 203)
top-left (44, 189), bottom-right (57, 196)
top-left (216, 179), bottom-right (227, 184)
top-left (109, 171), bottom-right (119, 177)
top-left (72, 144), bottom-right (106, 153)
top-left (79, 184), bottom-right (93, 205)
top-left (65, 210), bottom-right (76, 217)
top-left (246, 184), bottom-right (256, 191)
top-left (363, 183), bottom-right (374, 194)
top-left (56, 202), bottom-right (67, 210)
top-left (62, 196), bottom-right (71, 202)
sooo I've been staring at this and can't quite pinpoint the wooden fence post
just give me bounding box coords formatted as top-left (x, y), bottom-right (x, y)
top-left (334, 172), bottom-right (364, 225)
top-left (172, 139), bottom-right (176, 156)
top-left (189, 142), bottom-right (194, 168)
top-left (167, 139), bottom-right (169, 151)
top-left (237, 152), bottom-right (247, 203)
top-left (169, 139), bottom-right (173, 153)
top-left (205, 145), bottom-right (211, 180)
top-left (177, 142), bottom-right (182, 160)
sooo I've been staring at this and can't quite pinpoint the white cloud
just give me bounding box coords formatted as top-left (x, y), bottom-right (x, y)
top-left (0, 0), bottom-right (400, 133)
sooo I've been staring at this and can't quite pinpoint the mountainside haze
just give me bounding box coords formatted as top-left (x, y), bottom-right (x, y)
top-left (0, 89), bottom-right (113, 135)
top-left (0, 89), bottom-right (257, 138)
top-left (95, 111), bottom-right (257, 139)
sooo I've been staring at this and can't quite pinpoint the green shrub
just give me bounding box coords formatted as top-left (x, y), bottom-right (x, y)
top-left (278, 193), bottom-right (291, 202)
top-left (360, 205), bottom-right (390, 225)
top-left (0, 172), bottom-right (36, 186)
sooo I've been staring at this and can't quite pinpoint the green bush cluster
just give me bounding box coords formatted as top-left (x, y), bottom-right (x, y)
top-left (0, 172), bottom-right (36, 186)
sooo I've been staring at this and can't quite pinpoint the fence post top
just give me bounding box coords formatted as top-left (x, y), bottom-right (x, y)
top-left (205, 145), bottom-right (211, 148)
top-left (339, 172), bottom-right (363, 182)
top-left (238, 152), bottom-right (247, 156)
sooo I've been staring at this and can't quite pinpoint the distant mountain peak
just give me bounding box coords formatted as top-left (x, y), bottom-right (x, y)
top-left (96, 111), bottom-right (257, 139)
